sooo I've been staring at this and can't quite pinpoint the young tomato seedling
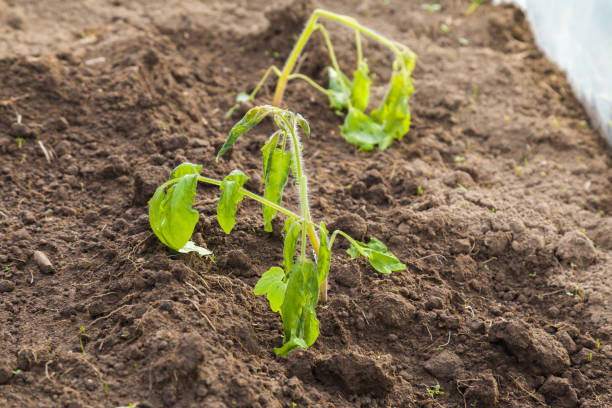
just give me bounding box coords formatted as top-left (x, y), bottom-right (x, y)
top-left (148, 106), bottom-right (405, 355)
top-left (228, 9), bottom-right (417, 151)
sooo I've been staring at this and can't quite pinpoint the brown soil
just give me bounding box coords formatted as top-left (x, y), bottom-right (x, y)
top-left (1, 0), bottom-right (611, 407)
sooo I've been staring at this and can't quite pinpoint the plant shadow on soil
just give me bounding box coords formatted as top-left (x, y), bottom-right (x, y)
top-left (0, 0), bottom-right (611, 407)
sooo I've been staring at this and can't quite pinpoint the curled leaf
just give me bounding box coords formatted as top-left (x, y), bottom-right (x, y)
top-left (217, 105), bottom-right (278, 160)
top-left (263, 148), bottom-right (292, 232)
top-left (217, 170), bottom-right (249, 234)
top-left (148, 174), bottom-right (199, 251)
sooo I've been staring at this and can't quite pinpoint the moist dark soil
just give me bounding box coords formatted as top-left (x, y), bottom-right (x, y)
top-left (1, 0), bottom-right (611, 407)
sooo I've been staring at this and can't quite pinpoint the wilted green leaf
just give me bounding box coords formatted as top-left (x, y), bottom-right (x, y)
top-left (350, 61), bottom-right (371, 112)
top-left (254, 266), bottom-right (287, 312)
top-left (217, 170), bottom-right (249, 234)
top-left (170, 162), bottom-right (202, 179)
top-left (261, 131), bottom-right (281, 181)
top-left (370, 71), bottom-right (413, 149)
top-left (148, 174), bottom-right (199, 251)
top-left (217, 105), bottom-right (277, 160)
top-left (283, 218), bottom-right (301, 274)
top-left (327, 67), bottom-right (351, 111)
top-left (178, 241), bottom-right (213, 257)
top-left (340, 107), bottom-right (385, 151)
top-left (275, 259), bottom-right (319, 356)
top-left (296, 113), bottom-right (310, 138)
top-left (263, 148), bottom-right (291, 231)
top-left (347, 237), bottom-right (406, 274)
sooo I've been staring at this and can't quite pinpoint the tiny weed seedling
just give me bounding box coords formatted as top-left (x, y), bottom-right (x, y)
top-left (427, 384), bottom-right (445, 399)
top-left (229, 9), bottom-right (417, 151)
top-left (149, 106), bottom-right (405, 355)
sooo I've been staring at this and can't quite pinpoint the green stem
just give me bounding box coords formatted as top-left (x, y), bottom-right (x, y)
top-left (272, 8), bottom-right (407, 105)
top-left (328, 230), bottom-right (369, 258)
top-left (355, 30), bottom-right (363, 68)
top-left (313, 24), bottom-right (350, 106)
top-left (196, 175), bottom-right (301, 220)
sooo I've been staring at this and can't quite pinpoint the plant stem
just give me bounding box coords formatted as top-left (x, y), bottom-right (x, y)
top-left (196, 175), bottom-right (302, 220)
top-left (272, 8), bottom-right (407, 106)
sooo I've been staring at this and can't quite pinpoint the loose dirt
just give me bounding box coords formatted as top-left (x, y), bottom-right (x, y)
top-left (0, 0), bottom-right (610, 407)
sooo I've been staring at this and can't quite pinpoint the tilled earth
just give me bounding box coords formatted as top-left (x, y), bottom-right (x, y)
top-left (0, 0), bottom-right (611, 407)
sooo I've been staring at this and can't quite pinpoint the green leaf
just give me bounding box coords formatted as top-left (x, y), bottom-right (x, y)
top-left (316, 223), bottom-right (331, 284)
top-left (275, 259), bottom-right (319, 356)
top-left (261, 131), bottom-right (281, 181)
top-left (263, 148), bottom-right (292, 232)
top-left (370, 71), bottom-right (413, 149)
top-left (177, 241), bottom-right (212, 257)
top-left (350, 61), bottom-right (371, 112)
top-left (282, 219), bottom-right (301, 274)
top-left (340, 107), bottom-right (385, 151)
top-left (217, 105), bottom-right (277, 160)
top-left (296, 113), bottom-right (310, 138)
top-left (254, 266), bottom-right (287, 312)
top-left (217, 170), bottom-right (249, 234)
top-left (327, 67), bottom-right (351, 111)
top-left (148, 174), bottom-right (199, 251)
top-left (347, 237), bottom-right (406, 274)
top-left (170, 162), bottom-right (202, 179)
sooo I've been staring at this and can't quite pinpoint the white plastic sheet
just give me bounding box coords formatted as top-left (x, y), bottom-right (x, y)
top-left (495, 0), bottom-right (612, 144)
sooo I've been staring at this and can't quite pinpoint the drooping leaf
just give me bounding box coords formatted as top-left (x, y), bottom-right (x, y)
top-left (254, 266), bottom-right (287, 312)
top-left (340, 107), bottom-right (385, 151)
top-left (178, 241), bottom-right (213, 257)
top-left (263, 148), bottom-right (292, 231)
top-left (169, 162), bottom-right (202, 179)
top-left (350, 61), bottom-right (371, 112)
top-left (148, 174), bottom-right (199, 251)
top-left (370, 71), bottom-right (413, 149)
top-left (347, 237), bottom-right (406, 274)
top-left (282, 218), bottom-right (301, 274)
top-left (275, 259), bottom-right (320, 356)
top-left (296, 113), bottom-right (310, 138)
top-left (217, 170), bottom-right (249, 234)
top-left (316, 222), bottom-right (331, 284)
top-left (217, 105), bottom-right (277, 160)
top-left (327, 67), bottom-right (351, 111)
top-left (261, 131), bottom-right (281, 181)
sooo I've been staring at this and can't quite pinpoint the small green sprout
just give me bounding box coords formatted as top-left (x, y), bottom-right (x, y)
top-left (580, 120), bottom-right (588, 128)
top-left (12, 369), bottom-right (22, 375)
top-left (228, 9), bottom-right (416, 151)
top-left (540, 171), bottom-right (547, 177)
top-left (490, 208), bottom-right (496, 213)
top-left (417, 186), bottom-right (424, 195)
top-left (440, 24), bottom-right (450, 34)
top-left (149, 107), bottom-right (405, 356)
top-left (16, 137), bottom-right (25, 148)
top-left (458, 37), bottom-right (469, 46)
top-left (528, 272), bottom-right (536, 278)
top-left (427, 384), bottom-right (445, 399)
top-left (421, 3), bottom-right (442, 12)
top-left (588, 352), bottom-right (593, 362)
top-left (483, 264), bottom-right (489, 271)
top-left (2, 266), bottom-right (8, 272)
top-left (566, 291), bottom-right (574, 297)
top-left (454, 156), bottom-right (465, 163)
top-left (79, 326), bottom-right (89, 354)
top-left (596, 340), bottom-right (601, 352)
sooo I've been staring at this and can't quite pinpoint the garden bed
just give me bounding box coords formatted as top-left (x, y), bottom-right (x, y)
top-left (0, 0), bottom-right (610, 407)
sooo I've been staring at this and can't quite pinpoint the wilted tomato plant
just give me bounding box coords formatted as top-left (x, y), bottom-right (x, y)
top-left (149, 106), bottom-right (405, 355)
